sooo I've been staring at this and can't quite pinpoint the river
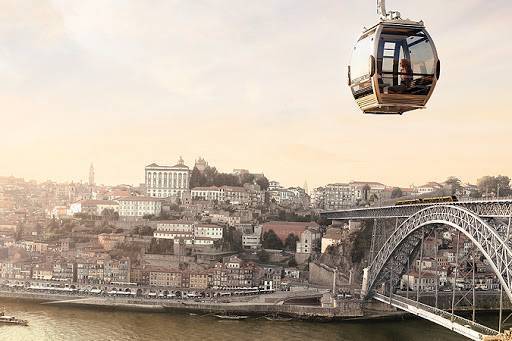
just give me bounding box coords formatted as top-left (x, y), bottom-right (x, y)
top-left (0, 299), bottom-right (496, 340)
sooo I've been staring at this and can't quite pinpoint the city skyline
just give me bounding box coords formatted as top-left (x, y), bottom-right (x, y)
top-left (0, 157), bottom-right (506, 191)
top-left (3, 1), bottom-right (512, 189)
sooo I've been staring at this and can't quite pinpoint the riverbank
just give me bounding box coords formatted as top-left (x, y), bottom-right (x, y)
top-left (0, 290), bottom-right (366, 320)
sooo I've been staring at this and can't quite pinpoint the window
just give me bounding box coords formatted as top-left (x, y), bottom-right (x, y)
top-left (350, 30), bottom-right (375, 99)
top-left (377, 28), bottom-right (435, 96)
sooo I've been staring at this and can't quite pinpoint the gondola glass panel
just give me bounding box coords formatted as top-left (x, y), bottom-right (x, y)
top-left (350, 31), bottom-right (375, 99)
top-left (377, 28), bottom-right (435, 97)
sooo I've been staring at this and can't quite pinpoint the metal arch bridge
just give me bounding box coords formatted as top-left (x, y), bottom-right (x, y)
top-left (320, 200), bottom-right (512, 341)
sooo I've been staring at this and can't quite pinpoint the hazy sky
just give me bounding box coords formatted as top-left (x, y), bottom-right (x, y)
top-left (2, 0), bottom-right (512, 189)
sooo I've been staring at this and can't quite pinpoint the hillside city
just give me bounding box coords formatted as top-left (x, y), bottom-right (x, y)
top-left (0, 157), bottom-right (510, 300)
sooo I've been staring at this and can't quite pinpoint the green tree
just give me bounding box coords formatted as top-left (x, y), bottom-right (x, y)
top-left (240, 173), bottom-right (255, 186)
top-left (190, 166), bottom-right (207, 188)
top-left (262, 230), bottom-right (284, 250)
top-left (101, 208), bottom-right (119, 224)
top-left (361, 184), bottom-right (371, 202)
top-left (477, 176), bottom-right (511, 197)
top-left (391, 187), bottom-right (403, 199)
top-left (256, 176), bottom-right (270, 191)
top-left (444, 176), bottom-right (462, 195)
top-left (496, 175), bottom-right (511, 197)
top-left (132, 225), bottom-right (154, 236)
top-left (284, 233), bottom-right (299, 251)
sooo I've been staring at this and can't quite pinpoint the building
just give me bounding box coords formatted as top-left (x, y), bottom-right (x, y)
top-left (153, 221), bottom-right (223, 247)
top-left (401, 271), bottom-right (438, 291)
top-left (145, 157), bottom-right (191, 199)
top-left (191, 186), bottom-right (250, 205)
top-left (70, 200), bottom-right (119, 216)
top-left (195, 224), bottom-right (223, 239)
top-left (322, 183), bottom-right (352, 210)
top-left (118, 197), bottom-right (162, 218)
top-left (313, 181), bottom-right (387, 210)
top-left (149, 267), bottom-right (182, 287)
top-left (98, 233), bottom-right (126, 251)
top-left (416, 182), bottom-right (444, 195)
top-left (104, 257), bottom-right (131, 284)
top-left (32, 263), bottom-right (53, 280)
top-left (89, 163), bottom-right (95, 186)
top-left (261, 221), bottom-right (320, 244)
top-left (189, 272), bottom-right (209, 289)
top-left (52, 261), bottom-right (77, 282)
top-left (321, 228), bottom-right (344, 253)
top-left (296, 227), bottom-right (321, 254)
top-left (212, 256), bottom-right (256, 288)
top-left (242, 234), bottom-right (261, 250)
top-left (195, 157), bottom-right (208, 173)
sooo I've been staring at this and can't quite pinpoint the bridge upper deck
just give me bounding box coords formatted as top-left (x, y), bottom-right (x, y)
top-left (321, 199), bottom-right (512, 220)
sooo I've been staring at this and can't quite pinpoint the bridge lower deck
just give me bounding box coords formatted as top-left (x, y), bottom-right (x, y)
top-left (373, 293), bottom-right (498, 340)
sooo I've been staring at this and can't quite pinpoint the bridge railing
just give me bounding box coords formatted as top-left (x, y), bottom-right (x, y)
top-left (374, 292), bottom-right (498, 336)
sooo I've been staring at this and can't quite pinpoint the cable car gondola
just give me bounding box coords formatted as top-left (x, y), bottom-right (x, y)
top-left (348, 0), bottom-right (440, 115)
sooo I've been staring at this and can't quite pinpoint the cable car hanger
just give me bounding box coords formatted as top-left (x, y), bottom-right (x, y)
top-left (348, 0), bottom-right (440, 115)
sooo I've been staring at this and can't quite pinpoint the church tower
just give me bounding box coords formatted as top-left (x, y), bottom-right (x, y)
top-left (89, 163), bottom-right (95, 186)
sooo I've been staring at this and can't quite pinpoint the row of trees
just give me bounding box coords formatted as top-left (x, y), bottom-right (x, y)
top-left (445, 175), bottom-right (511, 197)
top-left (189, 166), bottom-right (269, 190)
top-left (261, 230), bottom-right (298, 251)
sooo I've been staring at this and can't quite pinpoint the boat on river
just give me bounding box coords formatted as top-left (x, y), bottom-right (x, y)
top-left (0, 312), bottom-right (28, 326)
top-left (214, 314), bottom-right (248, 320)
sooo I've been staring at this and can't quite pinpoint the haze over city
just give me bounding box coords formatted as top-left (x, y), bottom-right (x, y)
top-left (2, 0), bottom-right (511, 188)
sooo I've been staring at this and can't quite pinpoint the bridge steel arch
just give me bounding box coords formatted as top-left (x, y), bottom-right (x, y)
top-left (364, 205), bottom-right (512, 302)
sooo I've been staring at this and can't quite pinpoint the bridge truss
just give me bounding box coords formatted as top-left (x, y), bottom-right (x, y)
top-left (321, 200), bottom-right (512, 340)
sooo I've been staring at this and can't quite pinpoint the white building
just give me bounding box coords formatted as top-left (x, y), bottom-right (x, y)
top-left (296, 228), bottom-right (321, 254)
top-left (153, 221), bottom-right (194, 239)
top-left (145, 157), bottom-right (191, 199)
top-left (153, 221), bottom-right (223, 246)
top-left (416, 182), bottom-right (444, 195)
top-left (69, 200), bottom-right (119, 216)
top-left (242, 234), bottom-right (261, 249)
top-left (321, 228), bottom-right (344, 253)
top-left (191, 186), bottom-right (250, 205)
top-left (195, 224), bottom-right (223, 239)
top-left (118, 197), bottom-right (162, 218)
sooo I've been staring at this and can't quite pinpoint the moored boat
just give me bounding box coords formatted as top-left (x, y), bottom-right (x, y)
top-left (214, 314), bottom-right (248, 320)
top-left (0, 312), bottom-right (28, 326)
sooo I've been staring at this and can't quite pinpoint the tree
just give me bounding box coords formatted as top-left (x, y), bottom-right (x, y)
top-left (256, 176), bottom-right (270, 191)
top-left (101, 208), bottom-right (119, 224)
top-left (240, 173), bottom-right (255, 186)
top-left (262, 230), bottom-right (284, 250)
top-left (496, 175), bottom-right (512, 197)
top-left (132, 225), bottom-right (154, 236)
top-left (444, 176), bottom-right (462, 195)
top-left (147, 238), bottom-right (174, 254)
top-left (368, 193), bottom-right (379, 203)
top-left (391, 187), bottom-right (403, 199)
top-left (477, 176), bottom-right (511, 197)
top-left (284, 233), bottom-right (299, 251)
top-left (190, 166), bottom-right (207, 188)
top-left (361, 185), bottom-right (371, 202)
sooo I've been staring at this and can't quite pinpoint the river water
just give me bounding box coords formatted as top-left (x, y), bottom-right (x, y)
top-left (0, 299), bottom-right (489, 341)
